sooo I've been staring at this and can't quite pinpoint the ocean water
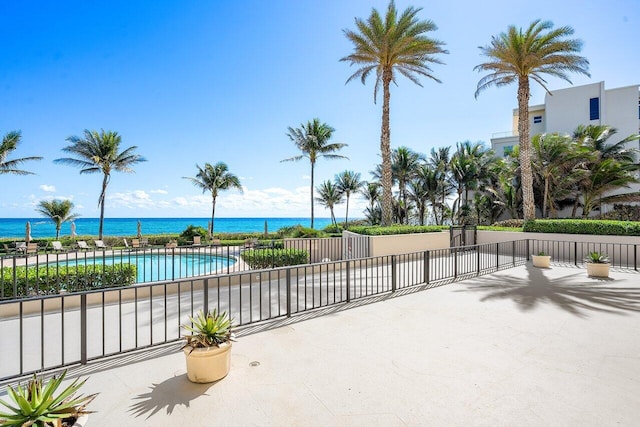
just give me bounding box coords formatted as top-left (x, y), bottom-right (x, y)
top-left (0, 217), bottom-right (333, 239)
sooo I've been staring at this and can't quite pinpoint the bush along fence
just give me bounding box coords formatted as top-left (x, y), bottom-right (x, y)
top-left (0, 239), bottom-right (531, 382)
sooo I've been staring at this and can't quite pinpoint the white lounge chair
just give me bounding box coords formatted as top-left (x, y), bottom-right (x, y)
top-left (15, 242), bottom-right (27, 253)
top-left (51, 241), bottom-right (69, 252)
top-left (94, 240), bottom-right (109, 250)
top-left (76, 241), bottom-right (90, 251)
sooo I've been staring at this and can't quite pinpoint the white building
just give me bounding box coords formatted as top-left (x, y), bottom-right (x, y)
top-left (491, 81), bottom-right (640, 158)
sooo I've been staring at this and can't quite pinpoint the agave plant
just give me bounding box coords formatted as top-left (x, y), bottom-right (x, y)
top-left (0, 370), bottom-right (96, 427)
top-left (183, 309), bottom-right (233, 350)
top-left (585, 252), bottom-right (610, 264)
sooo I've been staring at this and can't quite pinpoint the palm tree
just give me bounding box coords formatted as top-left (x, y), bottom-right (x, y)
top-left (316, 180), bottom-right (344, 228)
top-left (392, 147), bottom-right (423, 224)
top-left (360, 181), bottom-right (381, 225)
top-left (282, 119), bottom-right (347, 229)
top-left (408, 164), bottom-right (439, 225)
top-left (428, 147), bottom-right (452, 225)
top-left (579, 159), bottom-right (640, 217)
top-left (36, 199), bottom-right (79, 239)
top-left (183, 162), bottom-right (242, 233)
top-left (475, 20), bottom-right (590, 220)
top-left (55, 129), bottom-right (146, 239)
top-left (0, 131), bottom-right (42, 175)
top-left (342, 1), bottom-right (447, 226)
top-left (573, 125), bottom-right (640, 164)
top-left (335, 170), bottom-right (363, 229)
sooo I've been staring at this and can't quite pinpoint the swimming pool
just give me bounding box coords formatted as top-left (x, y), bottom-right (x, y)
top-left (48, 253), bottom-right (237, 283)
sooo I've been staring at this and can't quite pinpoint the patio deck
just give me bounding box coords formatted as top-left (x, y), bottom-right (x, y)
top-left (4, 264), bottom-right (640, 426)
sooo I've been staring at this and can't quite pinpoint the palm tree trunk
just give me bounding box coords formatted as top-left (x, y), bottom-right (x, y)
top-left (211, 196), bottom-right (216, 233)
top-left (344, 195), bottom-right (350, 229)
top-left (518, 78), bottom-right (536, 220)
top-left (56, 225), bottom-right (60, 240)
top-left (543, 178), bottom-right (549, 218)
top-left (380, 70), bottom-right (393, 226)
top-left (310, 161), bottom-right (315, 229)
top-left (98, 174), bottom-right (109, 240)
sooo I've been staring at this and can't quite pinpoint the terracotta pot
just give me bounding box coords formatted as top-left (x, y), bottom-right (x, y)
top-left (532, 255), bottom-right (551, 268)
top-left (586, 262), bottom-right (610, 278)
top-left (183, 342), bottom-right (232, 383)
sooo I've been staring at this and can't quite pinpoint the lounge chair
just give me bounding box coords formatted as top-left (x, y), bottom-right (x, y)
top-left (243, 238), bottom-right (257, 249)
top-left (94, 240), bottom-right (109, 250)
top-left (15, 242), bottom-right (27, 253)
top-left (165, 240), bottom-right (178, 249)
top-left (131, 239), bottom-right (141, 249)
top-left (211, 238), bottom-right (221, 247)
top-left (76, 241), bottom-right (90, 251)
top-left (3, 244), bottom-right (16, 255)
top-left (51, 241), bottom-right (69, 252)
top-left (25, 243), bottom-right (38, 255)
top-left (192, 236), bottom-right (202, 246)
top-left (140, 238), bottom-right (149, 247)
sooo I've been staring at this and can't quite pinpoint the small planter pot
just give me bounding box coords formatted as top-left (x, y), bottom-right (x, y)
top-left (586, 262), bottom-right (610, 278)
top-left (532, 255), bottom-right (551, 268)
top-left (184, 342), bottom-right (232, 383)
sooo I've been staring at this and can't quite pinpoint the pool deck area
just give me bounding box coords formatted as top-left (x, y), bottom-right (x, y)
top-left (18, 263), bottom-right (639, 426)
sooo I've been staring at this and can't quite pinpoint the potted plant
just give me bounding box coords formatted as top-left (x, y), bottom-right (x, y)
top-left (0, 370), bottom-right (96, 427)
top-left (585, 252), bottom-right (610, 278)
top-left (532, 251), bottom-right (551, 268)
top-left (182, 309), bottom-right (234, 383)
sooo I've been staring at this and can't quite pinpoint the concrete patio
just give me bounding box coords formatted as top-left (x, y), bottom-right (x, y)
top-left (6, 264), bottom-right (640, 426)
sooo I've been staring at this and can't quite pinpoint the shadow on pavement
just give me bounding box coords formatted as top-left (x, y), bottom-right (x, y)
top-left (456, 264), bottom-right (640, 317)
top-left (129, 374), bottom-right (214, 418)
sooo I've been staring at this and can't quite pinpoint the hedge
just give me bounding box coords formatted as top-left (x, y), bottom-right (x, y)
top-left (523, 219), bottom-right (640, 236)
top-left (240, 249), bottom-right (309, 269)
top-left (1, 264), bottom-right (137, 299)
top-left (347, 225), bottom-right (448, 236)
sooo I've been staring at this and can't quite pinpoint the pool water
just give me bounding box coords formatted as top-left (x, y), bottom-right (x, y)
top-left (50, 253), bottom-right (236, 283)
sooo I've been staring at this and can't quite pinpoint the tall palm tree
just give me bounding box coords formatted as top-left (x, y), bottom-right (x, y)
top-left (55, 129), bottom-right (146, 239)
top-left (408, 164), bottom-right (439, 225)
top-left (0, 131), bottom-right (42, 175)
top-left (392, 147), bottom-right (423, 224)
top-left (335, 170), bottom-right (363, 229)
top-left (36, 199), bottom-right (79, 239)
top-left (342, 1), bottom-right (447, 226)
top-left (183, 162), bottom-right (242, 233)
top-left (282, 118), bottom-right (347, 229)
top-left (316, 180), bottom-right (344, 228)
top-left (428, 147), bottom-right (452, 225)
top-left (474, 19), bottom-right (590, 220)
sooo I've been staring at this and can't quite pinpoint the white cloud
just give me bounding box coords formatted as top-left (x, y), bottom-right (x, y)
top-left (150, 189), bottom-right (168, 194)
top-left (39, 185), bottom-right (56, 192)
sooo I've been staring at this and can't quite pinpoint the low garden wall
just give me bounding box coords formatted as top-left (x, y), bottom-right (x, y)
top-left (368, 231), bottom-right (450, 257)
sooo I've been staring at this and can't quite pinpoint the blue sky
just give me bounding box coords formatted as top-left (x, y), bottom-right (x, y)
top-left (1, 0), bottom-right (638, 219)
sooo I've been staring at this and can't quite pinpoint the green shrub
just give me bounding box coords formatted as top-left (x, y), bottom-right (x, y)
top-left (491, 219), bottom-right (525, 228)
top-left (1, 264), bottom-right (137, 299)
top-left (180, 225), bottom-right (208, 239)
top-left (347, 225), bottom-right (448, 236)
top-left (477, 226), bottom-right (523, 232)
top-left (276, 225), bottom-right (324, 238)
top-left (240, 248), bottom-right (309, 269)
top-left (523, 219), bottom-right (640, 236)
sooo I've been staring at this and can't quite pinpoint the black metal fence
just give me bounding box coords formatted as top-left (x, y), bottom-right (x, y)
top-left (529, 239), bottom-right (639, 270)
top-left (0, 240), bottom-right (529, 382)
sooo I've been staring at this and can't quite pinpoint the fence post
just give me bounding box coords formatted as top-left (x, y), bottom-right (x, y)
top-left (80, 294), bottom-right (87, 365)
top-left (495, 243), bottom-right (499, 270)
top-left (512, 241), bottom-right (516, 266)
top-left (286, 268), bottom-right (292, 317)
top-left (424, 251), bottom-right (430, 284)
top-left (12, 256), bottom-right (17, 298)
top-left (574, 241), bottom-right (578, 266)
top-left (203, 278), bottom-right (209, 314)
top-left (526, 239), bottom-right (530, 261)
top-left (346, 261), bottom-right (351, 302)
top-left (635, 245), bottom-right (637, 271)
top-left (391, 255), bottom-right (397, 292)
top-left (476, 245), bottom-right (481, 276)
top-left (453, 248), bottom-right (458, 279)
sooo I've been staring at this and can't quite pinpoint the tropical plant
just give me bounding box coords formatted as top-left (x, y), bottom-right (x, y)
top-left (579, 158), bottom-right (640, 217)
top-left (392, 147), bottom-right (423, 224)
top-left (0, 370), bottom-right (96, 427)
top-left (428, 147), bottom-right (453, 225)
top-left (342, 1), bottom-right (447, 226)
top-left (282, 119), bottom-right (347, 229)
top-left (183, 309), bottom-right (232, 349)
top-left (475, 19), bottom-right (590, 220)
top-left (35, 199), bottom-right (79, 239)
top-left (573, 125), bottom-right (640, 163)
top-left (315, 180), bottom-right (344, 228)
top-left (585, 252), bottom-right (609, 264)
top-left (55, 129), bottom-right (146, 239)
top-left (183, 162), bottom-right (242, 233)
top-left (0, 130), bottom-right (42, 176)
top-left (335, 170), bottom-right (363, 229)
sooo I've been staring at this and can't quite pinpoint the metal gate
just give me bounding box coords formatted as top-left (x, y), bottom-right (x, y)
top-left (450, 225), bottom-right (477, 247)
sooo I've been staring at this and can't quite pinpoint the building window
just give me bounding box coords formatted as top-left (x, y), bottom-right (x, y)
top-left (503, 146), bottom-right (513, 156)
top-left (533, 116), bottom-right (542, 124)
top-left (589, 97), bottom-right (600, 120)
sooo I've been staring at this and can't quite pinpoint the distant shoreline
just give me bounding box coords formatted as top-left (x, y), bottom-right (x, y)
top-left (0, 217), bottom-right (339, 239)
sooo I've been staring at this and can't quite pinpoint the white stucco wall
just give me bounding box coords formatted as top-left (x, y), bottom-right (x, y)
top-left (545, 82), bottom-right (604, 133)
